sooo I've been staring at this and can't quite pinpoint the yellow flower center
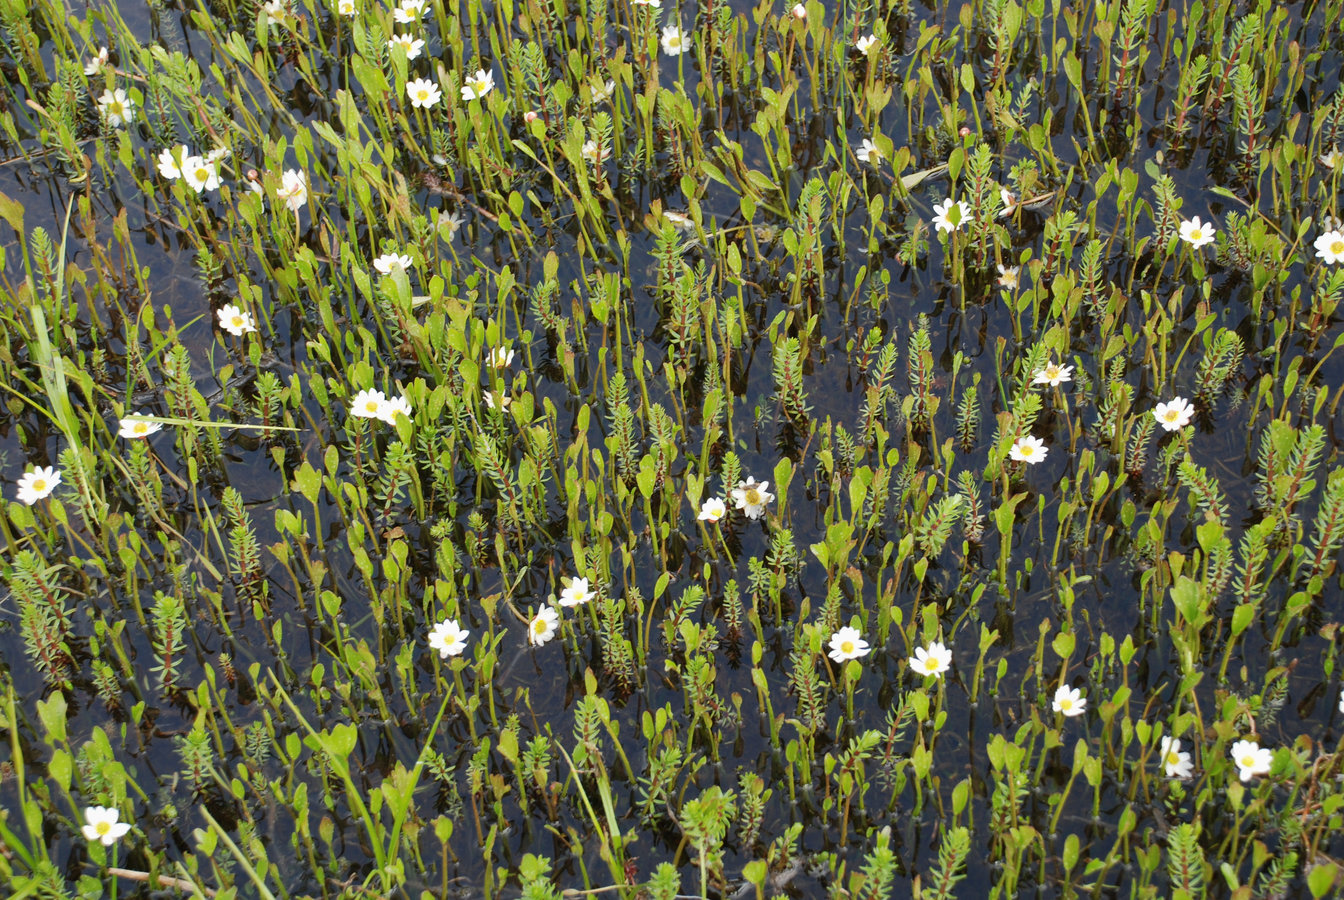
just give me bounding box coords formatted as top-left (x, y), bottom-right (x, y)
top-left (1189, 228), bottom-right (1203, 241)
top-left (1241, 754), bottom-right (1256, 768)
top-left (364, 401), bottom-right (379, 413)
top-left (1332, 240), bottom-right (1344, 255)
top-left (925, 658), bottom-right (939, 671)
top-left (95, 821), bottom-right (111, 835)
top-left (1165, 751), bottom-right (1179, 766)
top-left (840, 641), bottom-right (854, 654)
top-left (744, 488), bottom-right (761, 505)
top-left (230, 316), bottom-right (243, 327)
top-left (1059, 699), bottom-right (1072, 711)
top-left (134, 422), bottom-right (148, 434)
top-left (1020, 446), bottom-right (1035, 458)
top-left (32, 479), bottom-right (47, 492)
top-left (531, 619), bottom-right (545, 635)
top-left (1163, 409), bottom-right (1179, 422)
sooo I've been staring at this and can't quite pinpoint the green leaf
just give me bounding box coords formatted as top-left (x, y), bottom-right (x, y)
top-left (772, 457), bottom-right (793, 509)
top-left (324, 723), bottom-right (358, 761)
top-left (1170, 576), bottom-right (1203, 625)
top-left (293, 462), bottom-right (320, 504)
top-left (36, 693), bottom-right (67, 744)
top-left (1230, 603), bottom-right (1255, 637)
top-left (0, 189), bottom-right (23, 233)
top-left (47, 748), bottom-right (72, 791)
top-left (1308, 862), bottom-right (1337, 898)
top-left (1052, 631), bottom-right (1075, 661)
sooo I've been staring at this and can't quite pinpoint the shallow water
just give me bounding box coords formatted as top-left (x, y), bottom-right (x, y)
top-left (3, 0), bottom-right (1344, 897)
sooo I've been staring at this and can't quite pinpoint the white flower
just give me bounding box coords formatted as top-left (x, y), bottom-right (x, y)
top-left (790, 3), bottom-right (806, 19)
top-left (81, 806), bottom-right (131, 846)
top-left (84, 46), bottom-right (110, 76)
top-left (1159, 736), bottom-right (1193, 779)
top-left (1230, 739), bottom-right (1272, 782)
top-left (1153, 397), bottom-right (1194, 432)
top-left (261, 0), bottom-right (287, 24)
top-left (16, 466), bottom-right (60, 505)
top-left (558, 577), bottom-right (594, 608)
top-left (1052, 684), bottom-right (1086, 717)
top-left (157, 145), bottom-right (188, 180)
top-left (1009, 435), bottom-right (1047, 464)
top-left (1321, 149), bottom-right (1341, 170)
top-left (350, 389), bottom-right (388, 420)
top-left (931, 197), bottom-right (969, 232)
top-left (337, 0), bottom-right (356, 14)
top-left (1315, 230), bottom-right (1344, 264)
top-left (428, 618), bottom-right (469, 658)
top-left (483, 392), bottom-right (511, 411)
top-left (632, 0), bottom-right (660, 5)
top-left (661, 25), bottom-right (689, 56)
top-left (206, 147), bottom-right (230, 163)
top-left (1032, 362), bottom-right (1073, 387)
top-left (909, 641), bottom-right (952, 678)
top-left (856, 138), bottom-right (882, 164)
top-left (730, 478), bottom-right (774, 519)
top-left (697, 497), bottom-right (727, 522)
top-left (373, 252), bottom-right (413, 275)
top-left (591, 79), bottom-right (615, 104)
top-left (488, 347), bottom-right (515, 368)
top-left (996, 264), bottom-right (1020, 289)
top-left (406, 77), bottom-right (442, 108)
top-left (662, 210), bottom-right (694, 230)
top-left (97, 88), bottom-right (135, 127)
top-left (827, 626), bottom-right (870, 663)
top-left (392, 0), bottom-right (425, 23)
top-left (1178, 216), bottom-right (1216, 248)
top-left (440, 210), bottom-right (465, 238)
top-left (855, 34), bottom-right (877, 55)
top-left (528, 605), bottom-right (560, 646)
top-left (277, 169), bottom-right (308, 210)
top-left (378, 395), bottom-right (412, 424)
top-left (182, 155), bottom-right (221, 194)
top-left (581, 140), bottom-right (611, 164)
top-left (388, 35), bottom-right (425, 60)
top-left (217, 304), bottom-right (256, 336)
top-left (460, 69), bottom-right (494, 101)
top-left (1339, 685), bottom-right (1344, 715)
top-left (118, 415), bottom-right (162, 439)
top-left (998, 187), bottom-right (1017, 217)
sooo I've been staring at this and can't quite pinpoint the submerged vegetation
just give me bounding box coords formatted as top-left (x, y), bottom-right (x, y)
top-left (2, 0), bottom-right (1344, 896)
